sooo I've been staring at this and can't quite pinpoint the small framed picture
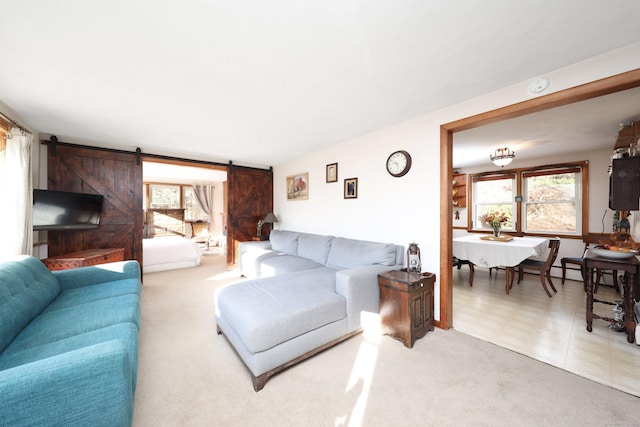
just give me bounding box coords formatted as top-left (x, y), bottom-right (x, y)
top-left (344, 177), bottom-right (358, 199)
top-left (326, 163), bottom-right (338, 183)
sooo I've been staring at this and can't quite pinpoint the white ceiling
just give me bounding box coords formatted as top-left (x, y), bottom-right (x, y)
top-left (2, 1), bottom-right (640, 168)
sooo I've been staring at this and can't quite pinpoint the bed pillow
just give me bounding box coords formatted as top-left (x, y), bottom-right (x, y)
top-left (269, 230), bottom-right (301, 256)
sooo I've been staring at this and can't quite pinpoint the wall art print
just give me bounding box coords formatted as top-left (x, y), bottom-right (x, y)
top-left (287, 172), bottom-right (309, 201)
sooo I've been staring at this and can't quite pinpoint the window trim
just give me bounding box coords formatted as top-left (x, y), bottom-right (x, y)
top-left (471, 173), bottom-right (517, 232)
top-left (522, 166), bottom-right (582, 235)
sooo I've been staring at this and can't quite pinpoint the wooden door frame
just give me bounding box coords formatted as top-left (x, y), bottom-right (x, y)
top-left (438, 68), bottom-right (640, 329)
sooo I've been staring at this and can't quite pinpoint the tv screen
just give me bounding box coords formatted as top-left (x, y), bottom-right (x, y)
top-left (33, 189), bottom-right (104, 231)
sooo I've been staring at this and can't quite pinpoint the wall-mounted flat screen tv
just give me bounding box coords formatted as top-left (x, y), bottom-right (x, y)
top-left (33, 189), bottom-right (104, 231)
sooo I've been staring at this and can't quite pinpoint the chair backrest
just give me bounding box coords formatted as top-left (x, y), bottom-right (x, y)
top-left (191, 222), bottom-right (209, 237)
top-left (544, 238), bottom-right (561, 269)
top-left (581, 234), bottom-right (608, 257)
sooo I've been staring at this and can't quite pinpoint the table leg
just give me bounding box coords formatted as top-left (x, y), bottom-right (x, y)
top-left (505, 267), bottom-right (514, 295)
top-left (586, 265), bottom-right (593, 333)
top-left (624, 271), bottom-right (636, 343)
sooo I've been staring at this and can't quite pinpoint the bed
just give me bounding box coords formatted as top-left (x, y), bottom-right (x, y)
top-left (143, 236), bottom-right (203, 273)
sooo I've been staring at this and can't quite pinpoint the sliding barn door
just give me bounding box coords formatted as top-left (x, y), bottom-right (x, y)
top-left (47, 144), bottom-right (143, 266)
top-left (226, 166), bottom-right (273, 269)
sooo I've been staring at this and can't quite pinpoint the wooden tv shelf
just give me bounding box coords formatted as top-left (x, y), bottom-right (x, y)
top-left (43, 248), bottom-right (125, 271)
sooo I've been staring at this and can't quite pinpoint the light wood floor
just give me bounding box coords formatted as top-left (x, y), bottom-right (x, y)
top-left (452, 265), bottom-right (640, 397)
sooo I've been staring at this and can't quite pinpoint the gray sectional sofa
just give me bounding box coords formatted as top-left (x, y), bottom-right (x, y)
top-left (215, 230), bottom-right (404, 391)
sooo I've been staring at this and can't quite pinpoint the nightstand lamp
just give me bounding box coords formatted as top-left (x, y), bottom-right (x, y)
top-left (257, 212), bottom-right (278, 236)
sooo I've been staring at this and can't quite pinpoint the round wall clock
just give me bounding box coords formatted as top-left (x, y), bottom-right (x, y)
top-left (386, 150), bottom-right (412, 177)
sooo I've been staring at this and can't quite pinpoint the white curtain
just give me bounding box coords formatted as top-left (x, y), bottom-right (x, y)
top-left (0, 126), bottom-right (33, 258)
top-left (193, 185), bottom-right (213, 224)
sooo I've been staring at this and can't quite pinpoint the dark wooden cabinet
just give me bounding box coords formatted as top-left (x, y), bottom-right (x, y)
top-left (378, 270), bottom-right (435, 348)
top-left (609, 157), bottom-right (640, 211)
top-left (43, 248), bottom-right (125, 271)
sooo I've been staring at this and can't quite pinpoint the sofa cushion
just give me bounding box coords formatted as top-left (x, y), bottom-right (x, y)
top-left (216, 268), bottom-right (345, 353)
top-left (326, 237), bottom-right (397, 269)
top-left (297, 233), bottom-right (334, 264)
top-left (269, 230), bottom-right (301, 255)
top-left (0, 256), bottom-right (61, 353)
top-left (259, 255), bottom-right (324, 277)
top-left (0, 322), bottom-right (140, 390)
top-left (5, 294), bottom-right (141, 354)
top-left (43, 278), bottom-right (141, 312)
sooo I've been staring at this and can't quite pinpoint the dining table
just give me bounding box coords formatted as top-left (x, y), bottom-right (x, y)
top-left (453, 234), bottom-right (549, 294)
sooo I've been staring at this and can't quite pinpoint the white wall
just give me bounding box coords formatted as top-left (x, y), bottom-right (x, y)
top-left (273, 42), bottom-right (640, 321)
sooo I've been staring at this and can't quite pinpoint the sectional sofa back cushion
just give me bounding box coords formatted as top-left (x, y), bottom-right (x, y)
top-left (297, 233), bottom-right (334, 265)
top-left (326, 237), bottom-right (397, 269)
top-left (0, 256), bottom-right (61, 353)
top-left (269, 230), bottom-right (301, 255)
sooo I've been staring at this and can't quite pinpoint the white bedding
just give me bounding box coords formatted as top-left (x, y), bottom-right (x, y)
top-left (143, 236), bottom-right (203, 273)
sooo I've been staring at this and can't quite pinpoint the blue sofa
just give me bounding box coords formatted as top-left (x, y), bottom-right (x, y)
top-left (216, 230), bottom-right (404, 391)
top-left (0, 255), bottom-right (142, 427)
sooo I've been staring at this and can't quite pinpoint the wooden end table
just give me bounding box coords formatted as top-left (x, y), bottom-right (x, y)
top-left (378, 269), bottom-right (435, 348)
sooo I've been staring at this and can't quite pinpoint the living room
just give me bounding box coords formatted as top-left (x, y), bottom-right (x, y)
top-left (2, 2), bottom-right (640, 426)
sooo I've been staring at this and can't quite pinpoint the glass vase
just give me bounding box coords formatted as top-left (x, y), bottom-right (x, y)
top-left (491, 223), bottom-right (501, 238)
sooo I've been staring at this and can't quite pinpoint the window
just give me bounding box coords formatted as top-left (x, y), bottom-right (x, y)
top-left (145, 184), bottom-right (209, 221)
top-left (148, 185), bottom-right (181, 208)
top-left (470, 163), bottom-right (586, 236)
top-left (523, 168), bottom-right (580, 234)
top-left (472, 174), bottom-right (516, 231)
top-left (182, 187), bottom-right (208, 222)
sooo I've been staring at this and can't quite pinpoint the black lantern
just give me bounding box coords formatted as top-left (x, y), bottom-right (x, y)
top-left (407, 242), bottom-right (421, 273)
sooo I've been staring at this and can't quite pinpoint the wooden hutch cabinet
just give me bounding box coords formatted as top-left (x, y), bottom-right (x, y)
top-left (378, 270), bottom-right (435, 348)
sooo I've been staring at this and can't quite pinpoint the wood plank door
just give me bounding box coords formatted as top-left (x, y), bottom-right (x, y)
top-left (47, 144), bottom-right (143, 267)
top-left (226, 166), bottom-right (273, 269)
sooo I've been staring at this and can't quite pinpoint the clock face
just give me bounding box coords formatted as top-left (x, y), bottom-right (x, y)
top-left (386, 150), bottom-right (412, 177)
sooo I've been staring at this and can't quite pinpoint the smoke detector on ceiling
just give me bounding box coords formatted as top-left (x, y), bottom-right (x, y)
top-left (528, 77), bottom-right (550, 95)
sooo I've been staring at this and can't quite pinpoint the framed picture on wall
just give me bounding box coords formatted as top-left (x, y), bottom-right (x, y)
top-left (286, 172), bottom-right (309, 201)
top-left (326, 163), bottom-right (338, 183)
top-left (344, 177), bottom-right (358, 199)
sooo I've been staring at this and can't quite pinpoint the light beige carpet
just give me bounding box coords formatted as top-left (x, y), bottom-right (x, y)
top-left (133, 255), bottom-right (639, 426)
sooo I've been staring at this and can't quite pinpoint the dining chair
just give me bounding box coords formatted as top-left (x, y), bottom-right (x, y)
top-left (561, 234), bottom-right (618, 293)
top-left (516, 238), bottom-right (561, 297)
top-left (453, 256), bottom-right (474, 286)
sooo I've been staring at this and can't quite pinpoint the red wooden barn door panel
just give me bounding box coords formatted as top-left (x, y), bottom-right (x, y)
top-left (226, 166), bottom-right (273, 269)
top-left (47, 144), bottom-right (143, 266)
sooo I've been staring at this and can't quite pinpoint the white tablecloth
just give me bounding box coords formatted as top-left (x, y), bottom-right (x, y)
top-left (453, 235), bottom-right (548, 268)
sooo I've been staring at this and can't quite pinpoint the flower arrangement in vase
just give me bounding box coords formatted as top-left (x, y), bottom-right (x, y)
top-left (480, 211), bottom-right (509, 238)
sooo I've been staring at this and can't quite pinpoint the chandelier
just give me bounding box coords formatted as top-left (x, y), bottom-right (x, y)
top-left (490, 147), bottom-right (515, 167)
